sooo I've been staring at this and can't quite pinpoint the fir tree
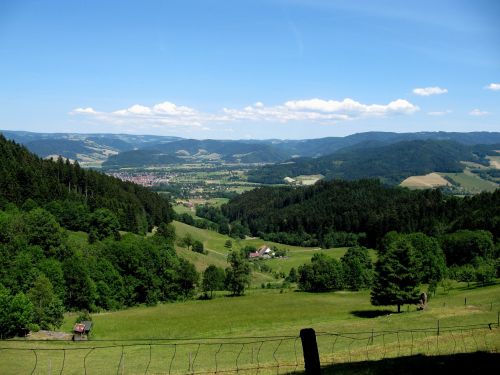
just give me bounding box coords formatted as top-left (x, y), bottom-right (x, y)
top-left (371, 234), bottom-right (421, 313)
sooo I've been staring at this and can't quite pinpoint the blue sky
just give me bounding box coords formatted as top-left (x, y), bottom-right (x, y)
top-left (0, 0), bottom-right (499, 139)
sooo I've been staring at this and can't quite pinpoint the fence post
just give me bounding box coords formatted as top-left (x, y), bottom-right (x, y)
top-left (437, 320), bottom-right (440, 336)
top-left (300, 328), bottom-right (321, 374)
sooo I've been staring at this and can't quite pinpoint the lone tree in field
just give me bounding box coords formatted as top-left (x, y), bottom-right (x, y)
top-left (371, 234), bottom-right (421, 313)
top-left (202, 265), bottom-right (225, 298)
top-left (225, 251), bottom-right (251, 296)
top-left (192, 240), bottom-right (204, 254)
top-left (341, 246), bottom-right (374, 290)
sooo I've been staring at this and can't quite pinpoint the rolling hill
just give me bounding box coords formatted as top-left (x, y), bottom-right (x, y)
top-left (4, 130), bottom-right (500, 169)
top-left (248, 140), bottom-right (499, 185)
top-left (0, 134), bottom-right (173, 232)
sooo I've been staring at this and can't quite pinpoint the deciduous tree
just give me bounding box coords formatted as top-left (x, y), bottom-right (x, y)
top-left (202, 265), bottom-right (225, 298)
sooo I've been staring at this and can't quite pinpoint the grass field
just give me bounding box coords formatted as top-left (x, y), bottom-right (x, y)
top-left (12, 224), bottom-right (494, 374)
top-left (1, 283), bottom-right (498, 374)
top-left (171, 221), bottom-right (371, 284)
top-left (440, 170), bottom-right (498, 193)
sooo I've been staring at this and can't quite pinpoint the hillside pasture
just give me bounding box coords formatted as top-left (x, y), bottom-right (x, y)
top-left (0, 283), bottom-right (498, 374)
top-left (172, 221), bottom-right (366, 283)
top-left (441, 171), bottom-right (498, 193)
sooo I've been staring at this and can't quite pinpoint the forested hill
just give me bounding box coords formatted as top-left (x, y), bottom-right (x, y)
top-left (248, 140), bottom-right (497, 184)
top-left (0, 135), bottom-right (173, 233)
top-left (102, 139), bottom-right (292, 167)
top-left (221, 179), bottom-right (499, 247)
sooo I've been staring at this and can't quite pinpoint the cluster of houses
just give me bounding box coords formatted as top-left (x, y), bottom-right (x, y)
top-left (248, 245), bottom-right (274, 259)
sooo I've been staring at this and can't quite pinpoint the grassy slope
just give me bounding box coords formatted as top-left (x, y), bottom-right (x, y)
top-left (440, 170), bottom-right (498, 193)
top-left (172, 220), bottom-right (375, 283)
top-left (59, 282), bottom-right (500, 340)
top-left (15, 223), bottom-right (492, 373)
top-left (1, 283), bottom-right (498, 375)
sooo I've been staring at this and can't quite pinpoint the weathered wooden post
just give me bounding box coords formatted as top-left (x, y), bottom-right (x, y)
top-left (300, 328), bottom-right (321, 374)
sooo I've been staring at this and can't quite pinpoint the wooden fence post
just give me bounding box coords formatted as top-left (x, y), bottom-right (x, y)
top-left (300, 328), bottom-right (321, 374)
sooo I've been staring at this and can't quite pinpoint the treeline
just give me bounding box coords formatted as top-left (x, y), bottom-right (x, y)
top-left (0, 135), bottom-right (173, 234)
top-left (176, 205), bottom-right (250, 239)
top-left (221, 179), bottom-right (499, 247)
top-left (0, 207), bottom-right (197, 337)
top-left (297, 231), bottom-right (498, 312)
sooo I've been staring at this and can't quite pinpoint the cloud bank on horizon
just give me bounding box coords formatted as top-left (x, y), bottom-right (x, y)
top-left (71, 97), bottom-right (420, 128)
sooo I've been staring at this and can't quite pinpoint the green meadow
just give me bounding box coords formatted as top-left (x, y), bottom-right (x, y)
top-left (0, 282), bottom-right (498, 374)
top-left (1, 221), bottom-right (497, 374)
top-left (441, 170), bottom-right (498, 193)
top-left (171, 220), bottom-right (373, 282)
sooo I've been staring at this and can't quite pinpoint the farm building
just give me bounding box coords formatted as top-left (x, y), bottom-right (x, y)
top-left (73, 320), bottom-right (92, 341)
top-left (249, 245), bottom-right (274, 259)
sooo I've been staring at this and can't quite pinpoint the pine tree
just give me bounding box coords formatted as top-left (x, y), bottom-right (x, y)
top-left (371, 234), bottom-right (421, 313)
top-left (225, 251), bottom-right (251, 296)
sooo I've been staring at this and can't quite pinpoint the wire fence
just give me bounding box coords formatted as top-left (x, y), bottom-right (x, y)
top-left (0, 322), bottom-right (498, 374)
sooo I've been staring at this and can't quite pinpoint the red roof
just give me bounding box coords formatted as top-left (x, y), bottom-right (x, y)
top-left (73, 323), bottom-right (85, 333)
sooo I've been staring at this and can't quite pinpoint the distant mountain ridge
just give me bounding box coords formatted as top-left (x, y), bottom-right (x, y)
top-left (2, 130), bottom-right (500, 169)
top-left (0, 130), bottom-right (182, 166)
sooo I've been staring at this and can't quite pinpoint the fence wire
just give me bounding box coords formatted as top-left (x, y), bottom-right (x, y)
top-left (0, 322), bottom-right (498, 374)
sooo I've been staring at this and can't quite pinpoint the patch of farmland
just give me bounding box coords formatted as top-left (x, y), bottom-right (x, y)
top-left (487, 155), bottom-right (500, 169)
top-left (441, 170), bottom-right (498, 193)
top-left (400, 173), bottom-right (451, 189)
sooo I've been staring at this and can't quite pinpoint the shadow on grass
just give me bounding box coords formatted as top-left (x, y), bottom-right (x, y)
top-left (452, 280), bottom-right (499, 292)
top-left (350, 310), bottom-right (394, 318)
top-left (293, 352), bottom-right (499, 375)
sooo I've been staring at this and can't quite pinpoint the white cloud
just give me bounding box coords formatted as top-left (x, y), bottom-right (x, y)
top-left (427, 110), bottom-right (452, 116)
top-left (153, 101), bottom-right (197, 115)
top-left (70, 97), bottom-right (419, 128)
top-left (413, 87), bottom-right (448, 96)
top-left (224, 98), bottom-right (418, 123)
top-left (469, 109), bottom-right (489, 116)
top-left (485, 83), bottom-right (500, 91)
top-left (284, 98), bottom-right (418, 115)
top-left (71, 107), bottom-right (98, 115)
top-left (113, 104), bottom-right (152, 116)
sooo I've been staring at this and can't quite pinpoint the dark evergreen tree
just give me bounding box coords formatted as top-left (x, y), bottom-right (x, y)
top-left (192, 240), bottom-right (205, 254)
top-left (63, 255), bottom-right (96, 311)
top-left (225, 251), bottom-right (251, 296)
top-left (371, 235), bottom-right (421, 313)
